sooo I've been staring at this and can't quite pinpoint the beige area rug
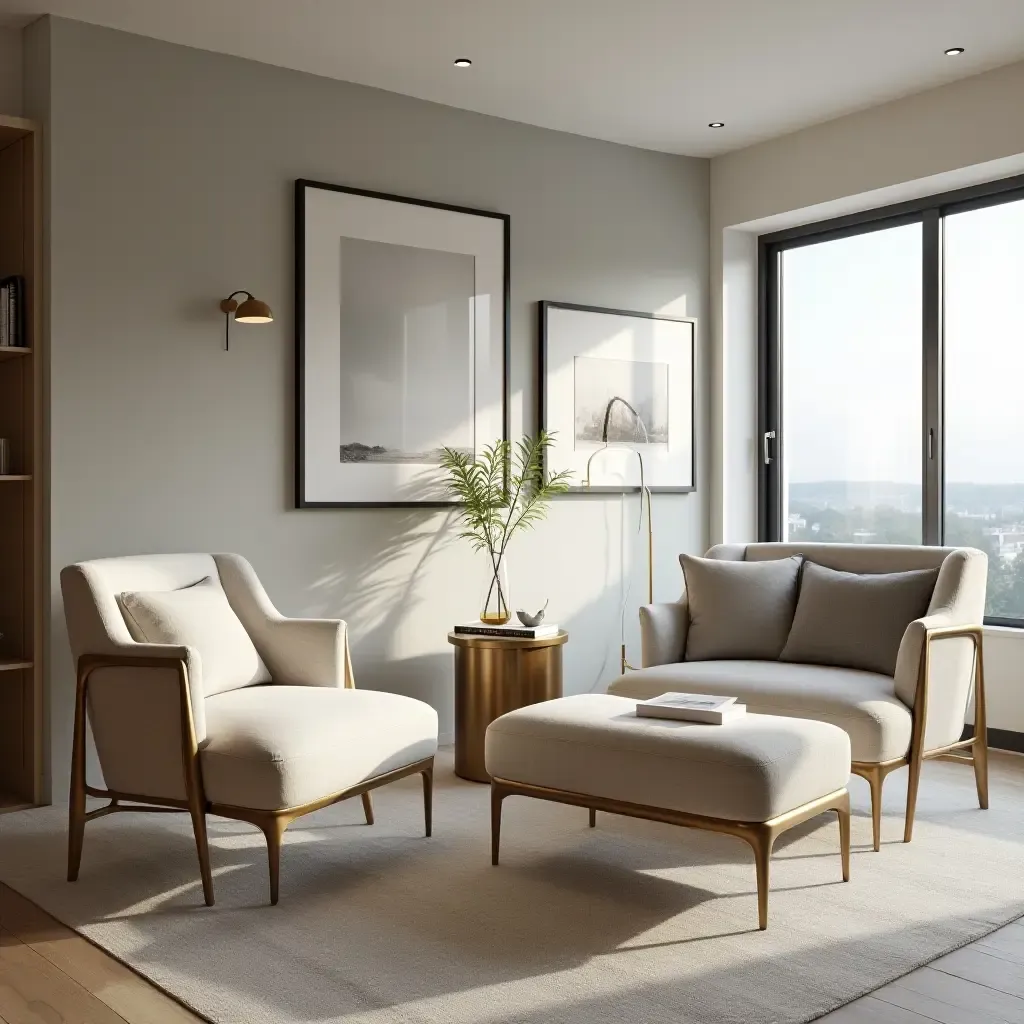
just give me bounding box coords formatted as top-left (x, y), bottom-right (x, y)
top-left (0, 750), bottom-right (1022, 1024)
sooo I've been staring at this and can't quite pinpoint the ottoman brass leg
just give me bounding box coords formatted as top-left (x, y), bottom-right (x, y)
top-left (589, 808), bottom-right (596, 828)
top-left (361, 792), bottom-right (374, 826)
top-left (491, 784), bottom-right (504, 865)
top-left (837, 791), bottom-right (851, 882)
top-left (749, 826), bottom-right (775, 932)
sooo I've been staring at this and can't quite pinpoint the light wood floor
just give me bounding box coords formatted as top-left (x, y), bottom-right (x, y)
top-left (0, 755), bottom-right (1021, 1024)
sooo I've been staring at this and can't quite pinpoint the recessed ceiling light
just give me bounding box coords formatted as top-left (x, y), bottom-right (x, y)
top-left (708, 122), bottom-right (725, 128)
top-left (453, 57), bottom-right (472, 67)
top-left (944, 47), bottom-right (965, 56)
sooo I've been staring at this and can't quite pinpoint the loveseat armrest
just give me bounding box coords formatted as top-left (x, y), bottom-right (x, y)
top-left (639, 597), bottom-right (690, 667)
top-left (895, 614), bottom-right (983, 751)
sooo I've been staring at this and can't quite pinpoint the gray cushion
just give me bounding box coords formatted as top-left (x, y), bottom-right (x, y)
top-left (681, 553), bottom-right (802, 661)
top-left (781, 561), bottom-right (939, 676)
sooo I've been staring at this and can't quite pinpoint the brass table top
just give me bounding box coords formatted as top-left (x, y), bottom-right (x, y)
top-left (447, 629), bottom-right (568, 651)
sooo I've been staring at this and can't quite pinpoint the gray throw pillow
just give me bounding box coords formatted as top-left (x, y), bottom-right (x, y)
top-left (780, 561), bottom-right (939, 676)
top-left (681, 554), bottom-right (803, 662)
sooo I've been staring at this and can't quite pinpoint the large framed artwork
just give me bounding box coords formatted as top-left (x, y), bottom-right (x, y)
top-left (295, 179), bottom-right (509, 507)
top-left (539, 301), bottom-right (696, 493)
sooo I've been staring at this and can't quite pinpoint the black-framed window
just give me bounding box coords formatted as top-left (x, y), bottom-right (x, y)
top-left (759, 173), bottom-right (1024, 628)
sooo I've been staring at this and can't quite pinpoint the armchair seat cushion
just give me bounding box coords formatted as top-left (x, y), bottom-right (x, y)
top-left (607, 660), bottom-right (912, 763)
top-left (201, 686), bottom-right (439, 811)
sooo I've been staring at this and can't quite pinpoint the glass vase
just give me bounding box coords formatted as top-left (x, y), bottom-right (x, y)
top-left (480, 553), bottom-right (511, 625)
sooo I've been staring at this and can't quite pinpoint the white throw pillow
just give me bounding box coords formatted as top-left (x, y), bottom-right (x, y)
top-left (118, 576), bottom-right (271, 696)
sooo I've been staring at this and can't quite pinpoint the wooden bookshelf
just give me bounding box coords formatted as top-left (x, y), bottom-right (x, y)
top-left (0, 114), bottom-right (43, 810)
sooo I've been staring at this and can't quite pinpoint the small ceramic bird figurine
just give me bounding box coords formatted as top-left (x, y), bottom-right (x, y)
top-left (516, 599), bottom-right (549, 628)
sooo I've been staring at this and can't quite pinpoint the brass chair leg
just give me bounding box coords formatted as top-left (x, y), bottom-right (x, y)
top-left (974, 736), bottom-right (990, 810)
top-left (67, 676), bottom-right (88, 883)
top-left (188, 803), bottom-right (215, 907)
top-left (262, 817), bottom-right (288, 906)
top-left (865, 766), bottom-right (883, 853)
top-left (837, 791), bottom-right (851, 882)
top-left (904, 751), bottom-right (924, 844)
top-left (361, 792), bottom-right (374, 826)
top-left (490, 785), bottom-right (504, 865)
top-left (589, 808), bottom-right (597, 828)
top-left (421, 761), bottom-right (433, 838)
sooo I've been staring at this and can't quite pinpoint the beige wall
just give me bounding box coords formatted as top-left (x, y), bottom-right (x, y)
top-left (25, 17), bottom-right (710, 798)
top-left (709, 59), bottom-right (1024, 734)
top-left (0, 27), bottom-right (22, 115)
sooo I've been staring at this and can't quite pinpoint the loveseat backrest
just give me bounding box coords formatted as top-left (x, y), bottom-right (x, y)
top-left (704, 541), bottom-right (986, 625)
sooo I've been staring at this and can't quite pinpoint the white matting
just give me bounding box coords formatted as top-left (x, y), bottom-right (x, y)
top-left (0, 750), bottom-right (1021, 1024)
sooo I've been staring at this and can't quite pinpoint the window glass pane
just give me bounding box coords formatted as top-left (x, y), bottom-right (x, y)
top-left (780, 224), bottom-right (923, 544)
top-left (944, 197), bottom-right (1024, 620)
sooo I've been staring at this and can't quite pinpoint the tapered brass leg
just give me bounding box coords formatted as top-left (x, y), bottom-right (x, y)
top-left (67, 676), bottom-right (88, 883)
top-left (866, 766), bottom-right (882, 852)
top-left (974, 738), bottom-right (989, 810)
top-left (188, 802), bottom-right (214, 907)
top-left (263, 818), bottom-right (288, 906)
top-left (589, 808), bottom-right (596, 828)
top-left (837, 792), bottom-right (851, 882)
top-left (490, 785), bottom-right (503, 865)
top-left (751, 827), bottom-right (774, 931)
top-left (361, 792), bottom-right (374, 825)
top-left (904, 752), bottom-right (923, 844)
top-left (421, 761), bottom-right (433, 838)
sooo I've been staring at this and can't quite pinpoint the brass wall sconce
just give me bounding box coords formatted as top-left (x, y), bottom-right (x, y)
top-left (584, 396), bottom-right (654, 675)
top-left (219, 291), bottom-right (273, 350)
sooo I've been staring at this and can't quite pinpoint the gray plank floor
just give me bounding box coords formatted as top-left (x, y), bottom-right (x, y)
top-left (819, 900), bottom-right (1024, 1023)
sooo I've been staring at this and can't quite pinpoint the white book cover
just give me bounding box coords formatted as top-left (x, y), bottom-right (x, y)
top-left (636, 692), bottom-right (745, 725)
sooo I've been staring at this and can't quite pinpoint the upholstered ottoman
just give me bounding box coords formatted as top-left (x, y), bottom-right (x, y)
top-left (484, 693), bottom-right (851, 929)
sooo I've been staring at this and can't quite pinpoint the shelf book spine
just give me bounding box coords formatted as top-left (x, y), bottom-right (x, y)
top-left (0, 283), bottom-right (7, 346)
top-left (453, 625), bottom-right (551, 639)
top-left (11, 278), bottom-right (19, 348)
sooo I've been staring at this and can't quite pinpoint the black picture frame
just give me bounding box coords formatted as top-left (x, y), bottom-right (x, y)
top-left (539, 300), bottom-right (697, 495)
top-left (295, 178), bottom-right (510, 508)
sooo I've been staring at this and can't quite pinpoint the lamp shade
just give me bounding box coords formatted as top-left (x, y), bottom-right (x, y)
top-left (234, 296), bottom-right (273, 323)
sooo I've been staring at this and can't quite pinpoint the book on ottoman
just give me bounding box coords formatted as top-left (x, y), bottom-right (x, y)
top-left (636, 692), bottom-right (747, 725)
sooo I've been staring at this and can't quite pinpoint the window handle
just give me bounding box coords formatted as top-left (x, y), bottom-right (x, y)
top-left (928, 428), bottom-right (934, 460)
top-left (763, 430), bottom-right (776, 465)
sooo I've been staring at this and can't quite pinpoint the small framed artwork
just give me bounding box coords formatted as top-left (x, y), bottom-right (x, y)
top-left (295, 179), bottom-right (509, 507)
top-left (539, 301), bottom-right (696, 493)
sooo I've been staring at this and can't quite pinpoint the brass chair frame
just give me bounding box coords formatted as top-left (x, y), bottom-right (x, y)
top-left (68, 653), bottom-right (434, 906)
top-left (851, 624), bottom-right (988, 851)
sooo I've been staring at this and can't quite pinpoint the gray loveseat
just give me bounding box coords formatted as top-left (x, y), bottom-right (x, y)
top-left (607, 543), bottom-right (989, 850)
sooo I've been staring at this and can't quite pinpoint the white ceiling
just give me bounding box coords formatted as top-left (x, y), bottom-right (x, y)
top-left (2, 0), bottom-right (1024, 157)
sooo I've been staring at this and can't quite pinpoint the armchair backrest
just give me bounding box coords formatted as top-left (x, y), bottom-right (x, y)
top-left (61, 552), bottom-right (279, 692)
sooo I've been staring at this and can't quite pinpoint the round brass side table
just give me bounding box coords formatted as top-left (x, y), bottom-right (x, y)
top-left (447, 630), bottom-right (568, 783)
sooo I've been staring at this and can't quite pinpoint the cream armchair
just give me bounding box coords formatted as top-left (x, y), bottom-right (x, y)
top-left (608, 543), bottom-right (988, 851)
top-left (61, 553), bottom-right (438, 906)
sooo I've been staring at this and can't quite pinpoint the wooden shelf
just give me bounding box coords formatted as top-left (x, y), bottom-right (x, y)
top-left (0, 112), bottom-right (42, 809)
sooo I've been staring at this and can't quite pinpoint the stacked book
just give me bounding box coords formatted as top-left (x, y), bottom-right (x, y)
top-left (453, 622), bottom-right (560, 639)
top-left (0, 276), bottom-right (25, 348)
top-left (635, 692), bottom-right (746, 725)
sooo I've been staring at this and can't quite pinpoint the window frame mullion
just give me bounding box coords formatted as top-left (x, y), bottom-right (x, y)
top-left (922, 209), bottom-right (943, 546)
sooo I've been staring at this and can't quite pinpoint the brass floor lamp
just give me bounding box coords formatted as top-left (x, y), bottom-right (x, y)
top-left (584, 397), bottom-right (654, 674)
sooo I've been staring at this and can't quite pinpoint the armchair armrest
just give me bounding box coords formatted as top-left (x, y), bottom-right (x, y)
top-left (250, 617), bottom-right (354, 689)
top-left (212, 553), bottom-right (355, 688)
top-left (78, 642), bottom-right (206, 803)
top-left (639, 597), bottom-right (690, 667)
